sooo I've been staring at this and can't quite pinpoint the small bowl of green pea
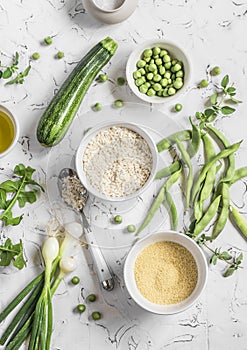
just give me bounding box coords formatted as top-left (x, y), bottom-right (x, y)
top-left (126, 40), bottom-right (192, 103)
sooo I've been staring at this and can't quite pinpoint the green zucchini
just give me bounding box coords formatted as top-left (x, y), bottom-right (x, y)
top-left (36, 37), bottom-right (118, 147)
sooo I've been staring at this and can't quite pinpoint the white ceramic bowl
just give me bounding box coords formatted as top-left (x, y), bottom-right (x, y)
top-left (0, 105), bottom-right (19, 159)
top-left (75, 121), bottom-right (158, 202)
top-left (126, 39), bottom-right (192, 104)
top-left (124, 231), bottom-right (208, 314)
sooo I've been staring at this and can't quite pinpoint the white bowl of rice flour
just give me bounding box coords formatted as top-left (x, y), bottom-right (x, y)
top-left (75, 121), bottom-right (158, 202)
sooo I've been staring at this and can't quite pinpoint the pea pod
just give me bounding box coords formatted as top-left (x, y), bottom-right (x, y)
top-left (164, 189), bottom-right (178, 230)
top-left (206, 124), bottom-right (235, 183)
top-left (187, 117), bottom-right (201, 158)
top-left (157, 130), bottom-right (191, 152)
top-left (211, 183), bottom-right (230, 239)
top-left (176, 139), bottom-right (193, 210)
top-left (155, 160), bottom-right (180, 180)
top-left (165, 165), bottom-right (182, 191)
top-left (193, 195), bottom-right (221, 237)
top-left (230, 205), bottom-right (247, 238)
top-left (228, 166), bottom-right (247, 186)
top-left (192, 141), bottom-right (242, 203)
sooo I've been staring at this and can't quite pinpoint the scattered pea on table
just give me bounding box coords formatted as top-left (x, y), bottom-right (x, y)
top-left (174, 103), bottom-right (183, 112)
top-left (56, 51), bottom-right (64, 59)
top-left (114, 99), bottom-right (123, 108)
top-left (71, 276), bottom-right (80, 285)
top-left (87, 294), bottom-right (96, 302)
top-left (211, 66), bottom-right (221, 76)
top-left (98, 73), bottom-right (108, 82)
top-left (117, 77), bottom-right (125, 86)
top-left (44, 36), bottom-right (52, 45)
top-left (127, 224), bottom-right (136, 233)
top-left (92, 102), bottom-right (102, 112)
top-left (200, 79), bottom-right (209, 88)
top-left (114, 215), bottom-right (122, 224)
top-left (92, 311), bottom-right (101, 320)
top-left (77, 304), bottom-right (86, 313)
top-left (32, 52), bottom-right (40, 60)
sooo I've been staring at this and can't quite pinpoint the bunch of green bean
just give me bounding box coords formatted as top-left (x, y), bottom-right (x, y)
top-left (137, 119), bottom-right (247, 241)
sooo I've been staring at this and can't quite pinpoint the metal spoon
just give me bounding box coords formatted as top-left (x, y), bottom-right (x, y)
top-left (58, 168), bottom-right (114, 291)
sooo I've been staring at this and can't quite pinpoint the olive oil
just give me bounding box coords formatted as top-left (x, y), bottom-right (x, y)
top-left (0, 110), bottom-right (15, 153)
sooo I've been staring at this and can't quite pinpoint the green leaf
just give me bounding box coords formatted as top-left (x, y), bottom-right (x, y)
top-left (230, 96), bottom-right (242, 104)
top-left (210, 254), bottom-right (218, 265)
top-left (13, 52), bottom-right (19, 66)
top-left (206, 114), bottom-right (217, 123)
top-left (221, 75), bottom-right (229, 89)
top-left (236, 252), bottom-right (243, 265)
top-left (220, 251), bottom-right (232, 260)
top-left (14, 164), bottom-right (34, 177)
top-left (0, 189), bottom-right (7, 210)
top-left (227, 87), bottom-right (236, 94)
top-left (21, 65), bottom-right (31, 77)
top-left (2, 68), bottom-right (12, 79)
top-left (223, 266), bottom-right (236, 277)
top-left (1, 211), bottom-right (23, 226)
top-left (0, 179), bottom-right (21, 192)
top-left (0, 238), bottom-right (25, 269)
top-left (204, 108), bottom-right (215, 118)
top-left (0, 70), bottom-right (2, 79)
top-left (17, 189), bottom-right (37, 208)
top-left (210, 93), bottom-right (218, 105)
top-left (221, 106), bottom-right (235, 115)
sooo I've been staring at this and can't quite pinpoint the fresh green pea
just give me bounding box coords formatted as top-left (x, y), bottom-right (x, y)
top-left (164, 62), bottom-right (171, 69)
top-left (164, 71), bottom-right (171, 79)
top-left (200, 79), bottom-right (208, 88)
top-left (153, 83), bottom-right (162, 91)
top-left (139, 84), bottom-right (148, 94)
top-left (155, 58), bottom-right (163, 66)
top-left (163, 54), bottom-right (171, 63)
top-left (159, 66), bottom-right (166, 75)
top-left (71, 276), bottom-right (80, 285)
top-left (87, 294), bottom-right (96, 302)
top-left (127, 224), bottom-right (136, 233)
top-left (92, 311), bottom-right (102, 320)
top-left (157, 89), bottom-right (164, 96)
top-left (146, 72), bottom-right (153, 80)
top-left (117, 77), bottom-right (125, 85)
top-left (173, 80), bottom-right (183, 89)
top-left (92, 102), bottom-right (102, 112)
top-left (171, 73), bottom-right (176, 80)
top-left (155, 161), bottom-right (181, 180)
top-left (168, 78), bottom-right (172, 84)
top-left (145, 65), bottom-right (150, 72)
top-left (153, 74), bottom-right (161, 82)
top-left (149, 64), bottom-right (157, 72)
top-left (150, 59), bottom-right (155, 64)
top-left (133, 71), bottom-right (142, 79)
top-left (230, 205), bottom-right (247, 238)
top-left (159, 49), bottom-right (168, 57)
top-left (191, 141), bottom-right (242, 203)
top-left (143, 49), bottom-right (153, 58)
top-left (211, 183), bottom-right (230, 239)
top-left (171, 59), bottom-right (177, 66)
top-left (32, 52), bottom-right (40, 60)
top-left (160, 78), bottom-right (168, 87)
top-left (176, 139), bottom-right (193, 210)
top-left (114, 214), bottom-right (122, 223)
top-left (193, 195), bottom-right (222, 237)
top-left (114, 100), bottom-right (123, 108)
top-left (44, 36), bottom-right (52, 45)
top-left (98, 73), bottom-right (108, 82)
top-left (168, 87), bottom-right (176, 95)
top-left (211, 66), bottom-right (221, 76)
top-left (153, 47), bottom-right (161, 56)
top-left (56, 51), bottom-right (64, 59)
top-left (162, 89), bottom-right (169, 97)
top-left (145, 82), bottom-right (151, 88)
top-left (164, 189), bottom-right (178, 230)
top-left (135, 77), bottom-right (146, 86)
top-left (174, 103), bottom-right (182, 112)
top-left (157, 130), bottom-right (191, 152)
top-left (138, 68), bottom-right (145, 75)
top-left (137, 59), bottom-right (146, 68)
top-left (147, 88), bottom-right (156, 96)
top-left (176, 70), bottom-right (184, 78)
top-left (77, 304), bottom-right (86, 313)
top-left (144, 57), bottom-right (151, 63)
top-left (173, 63), bottom-right (182, 72)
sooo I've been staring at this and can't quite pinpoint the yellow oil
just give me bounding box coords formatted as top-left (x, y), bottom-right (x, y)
top-left (0, 110), bottom-right (15, 153)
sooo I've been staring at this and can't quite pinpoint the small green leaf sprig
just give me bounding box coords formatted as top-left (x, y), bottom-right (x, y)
top-left (196, 234), bottom-right (243, 277)
top-left (196, 74), bottom-right (242, 127)
top-left (0, 238), bottom-right (25, 270)
top-left (0, 52), bottom-right (31, 85)
top-left (0, 164), bottom-right (44, 226)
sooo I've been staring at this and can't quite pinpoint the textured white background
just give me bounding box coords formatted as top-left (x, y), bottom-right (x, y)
top-left (1, 0), bottom-right (247, 349)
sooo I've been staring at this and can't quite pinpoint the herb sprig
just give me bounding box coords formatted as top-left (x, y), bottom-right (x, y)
top-left (0, 52), bottom-right (31, 85)
top-left (0, 164), bottom-right (44, 226)
top-left (0, 238), bottom-right (25, 270)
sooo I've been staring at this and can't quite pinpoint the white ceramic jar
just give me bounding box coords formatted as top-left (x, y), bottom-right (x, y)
top-left (83, 0), bottom-right (138, 24)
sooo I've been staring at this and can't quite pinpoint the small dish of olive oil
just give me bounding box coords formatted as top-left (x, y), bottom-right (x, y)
top-left (0, 105), bottom-right (19, 158)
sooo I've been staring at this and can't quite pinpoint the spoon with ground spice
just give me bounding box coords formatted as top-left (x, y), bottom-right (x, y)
top-left (58, 167), bottom-right (115, 291)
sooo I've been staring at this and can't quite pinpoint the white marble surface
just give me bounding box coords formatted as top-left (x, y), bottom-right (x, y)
top-left (1, 0), bottom-right (247, 349)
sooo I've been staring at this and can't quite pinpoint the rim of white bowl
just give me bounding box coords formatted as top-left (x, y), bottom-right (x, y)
top-left (0, 105), bottom-right (19, 159)
top-left (75, 120), bottom-right (158, 202)
top-left (124, 231), bottom-right (208, 315)
top-left (126, 39), bottom-right (192, 104)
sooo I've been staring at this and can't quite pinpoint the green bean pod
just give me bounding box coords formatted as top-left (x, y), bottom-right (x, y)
top-left (136, 185), bottom-right (165, 234)
top-left (206, 124), bottom-right (235, 183)
top-left (193, 195), bottom-right (221, 237)
top-left (157, 130), bottom-right (191, 152)
top-left (230, 205), bottom-right (247, 238)
top-left (211, 183), bottom-right (230, 239)
top-left (176, 139), bottom-right (193, 210)
top-left (187, 117), bottom-right (201, 158)
top-left (194, 191), bottom-right (203, 222)
top-left (165, 165), bottom-right (182, 191)
top-left (155, 160), bottom-right (181, 179)
top-left (164, 189), bottom-right (178, 230)
top-left (192, 141), bottom-right (242, 203)
top-left (228, 166), bottom-right (247, 186)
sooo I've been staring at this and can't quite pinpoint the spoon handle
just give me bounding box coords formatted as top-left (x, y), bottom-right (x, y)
top-left (84, 227), bottom-right (115, 291)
